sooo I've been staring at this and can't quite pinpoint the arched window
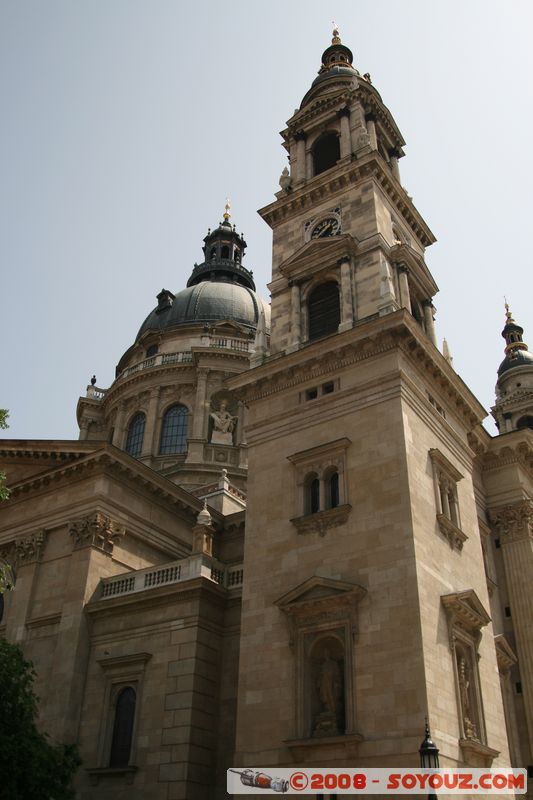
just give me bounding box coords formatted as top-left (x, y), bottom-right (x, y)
top-left (517, 415), bottom-right (533, 431)
top-left (312, 132), bottom-right (340, 176)
top-left (308, 282), bottom-right (340, 341)
top-left (305, 473), bottom-right (320, 515)
top-left (159, 405), bottom-right (188, 454)
top-left (326, 471), bottom-right (340, 509)
top-left (210, 247), bottom-right (216, 260)
top-left (221, 245), bottom-right (230, 259)
top-left (145, 344), bottom-right (158, 358)
top-left (125, 413), bottom-right (146, 457)
top-left (109, 686), bottom-right (136, 767)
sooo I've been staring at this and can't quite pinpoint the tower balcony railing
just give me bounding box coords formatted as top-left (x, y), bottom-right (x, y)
top-left (209, 336), bottom-right (252, 352)
top-left (99, 555), bottom-right (243, 600)
top-left (120, 351), bottom-right (194, 379)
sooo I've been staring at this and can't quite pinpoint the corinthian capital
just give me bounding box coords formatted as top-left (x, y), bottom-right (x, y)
top-left (489, 500), bottom-right (533, 543)
top-left (14, 529), bottom-right (47, 565)
top-left (69, 513), bottom-right (125, 553)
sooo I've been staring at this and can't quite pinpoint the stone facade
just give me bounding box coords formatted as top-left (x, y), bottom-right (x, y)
top-left (1, 29), bottom-right (532, 800)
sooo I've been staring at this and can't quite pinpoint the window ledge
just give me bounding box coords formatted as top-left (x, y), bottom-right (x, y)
top-left (86, 766), bottom-right (138, 786)
top-left (290, 504), bottom-right (351, 536)
top-left (459, 739), bottom-right (499, 767)
top-left (284, 732), bottom-right (363, 761)
top-left (436, 513), bottom-right (468, 551)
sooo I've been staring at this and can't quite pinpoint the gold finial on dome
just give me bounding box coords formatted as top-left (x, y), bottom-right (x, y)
top-left (223, 198), bottom-right (231, 222)
top-left (332, 21), bottom-right (341, 45)
top-left (504, 298), bottom-right (514, 323)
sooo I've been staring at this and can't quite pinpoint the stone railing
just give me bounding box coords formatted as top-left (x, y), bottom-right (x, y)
top-left (100, 556), bottom-right (243, 600)
top-left (85, 385), bottom-right (107, 400)
top-left (120, 351), bottom-right (194, 379)
top-left (209, 337), bottom-right (251, 352)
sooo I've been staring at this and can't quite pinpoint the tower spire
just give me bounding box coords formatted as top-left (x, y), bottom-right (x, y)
top-left (502, 301), bottom-right (529, 357)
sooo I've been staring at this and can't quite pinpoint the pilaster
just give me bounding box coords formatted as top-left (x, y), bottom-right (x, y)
top-left (490, 500), bottom-right (533, 761)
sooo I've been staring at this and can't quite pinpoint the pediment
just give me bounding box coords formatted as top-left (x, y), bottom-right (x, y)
top-left (275, 575), bottom-right (366, 611)
top-left (278, 235), bottom-right (358, 282)
top-left (441, 589), bottom-right (491, 632)
top-left (0, 441), bottom-right (101, 485)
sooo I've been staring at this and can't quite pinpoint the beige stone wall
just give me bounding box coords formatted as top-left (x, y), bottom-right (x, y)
top-left (76, 579), bottom-right (234, 800)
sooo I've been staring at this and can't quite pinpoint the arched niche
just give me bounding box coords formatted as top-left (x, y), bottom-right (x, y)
top-left (308, 634), bottom-right (345, 738)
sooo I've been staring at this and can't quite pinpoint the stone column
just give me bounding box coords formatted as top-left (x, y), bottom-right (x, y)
top-left (193, 368), bottom-right (209, 439)
top-left (397, 266), bottom-right (412, 313)
top-left (490, 501), bottom-right (533, 761)
top-left (338, 108), bottom-right (351, 158)
top-left (288, 282), bottom-right (301, 351)
top-left (142, 387), bottom-right (161, 457)
top-left (422, 300), bottom-right (437, 347)
top-left (306, 149), bottom-right (313, 181)
top-left (389, 149), bottom-right (401, 182)
top-left (365, 113), bottom-right (378, 151)
top-left (112, 402), bottom-right (126, 447)
top-left (338, 257), bottom-right (354, 332)
top-left (295, 132), bottom-right (306, 184)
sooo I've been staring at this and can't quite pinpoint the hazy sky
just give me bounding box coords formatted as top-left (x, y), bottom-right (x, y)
top-left (1, 0), bottom-right (532, 440)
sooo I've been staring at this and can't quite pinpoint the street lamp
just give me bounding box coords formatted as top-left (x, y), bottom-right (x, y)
top-left (419, 717), bottom-right (440, 800)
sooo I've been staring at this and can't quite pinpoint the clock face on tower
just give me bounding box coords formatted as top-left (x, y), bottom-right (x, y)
top-left (310, 216), bottom-right (340, 238)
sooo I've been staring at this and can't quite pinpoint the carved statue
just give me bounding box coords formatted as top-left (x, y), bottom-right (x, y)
top-left (210, 401), bottom-right (237, 445)
top-left (313, 648), bottom-right (343, 737)
top-left (458, 656), bottom-right (478, 740)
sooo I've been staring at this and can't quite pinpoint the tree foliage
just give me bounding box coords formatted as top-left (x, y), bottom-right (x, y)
top-left (0, 639), bottom-right (80, 800)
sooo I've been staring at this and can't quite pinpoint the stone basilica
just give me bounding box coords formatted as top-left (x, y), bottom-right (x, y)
top-left (1, 29), bottom-right (533, 800)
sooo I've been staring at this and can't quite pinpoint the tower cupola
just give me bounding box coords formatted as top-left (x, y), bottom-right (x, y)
top-left (187, 202), bottom-right (255, 291)
top-left (498, 304), bottom-right (533, 375)
top-left (492, 304), bottom-right (533, 433)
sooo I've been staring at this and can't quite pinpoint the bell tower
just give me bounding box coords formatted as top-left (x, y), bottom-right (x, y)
top-left (230, 30), bottom-right (509, 777)
top-left (263, 27), bottom-right (438, 357)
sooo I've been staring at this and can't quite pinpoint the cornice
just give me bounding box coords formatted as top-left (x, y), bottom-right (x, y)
top-left (0, 440), bottom-right (100, 461)
top-left (2, 444), bottom-right (221, 525)
top-left (85, 574), bottom-right (226, 616)
top-left (259, 153), bottom-right (435, 248)
top-left (227, 311), bottom-right (485, 431)
top-left (482, 431), bottom-right (533, 477)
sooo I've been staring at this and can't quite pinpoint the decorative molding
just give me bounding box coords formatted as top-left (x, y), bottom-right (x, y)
top-left (494, 634), bottom-right (517, 674)
top-left (441, 590), bottom-right (491, 638)
top-left (276, 576), bottom-right (366, 642)
top-left (86, 766), bottom-right (138, 787)
top-left (489, 500), bottom-right (533, 544)
top-left (436, 513), bottom-right (468, 551)
top-left (96, 652), bottom-right (152, 670)
top-left (15, 529), bottom-right (47, 565)
top-left (69, 513), bottom-right (125, 553)
top-left (291, 504), bottom-right (351, 536)
top-left (429, 448), bottom-right (464, 482)
top-left (458, 739), bottom-right (499, 768)
top-left (283, 732), bottom-right (364, 762)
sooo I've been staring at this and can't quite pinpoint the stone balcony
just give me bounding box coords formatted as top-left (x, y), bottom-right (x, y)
top-left (84, 337), bottom-right (254, 401)
top-left (99, 555), bottom-right (243, 600)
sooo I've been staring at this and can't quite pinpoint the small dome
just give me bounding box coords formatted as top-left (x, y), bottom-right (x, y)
top-left (497, 348), bottom-right (533, 377)
top-left (137, 281), bottom-right (270, 341)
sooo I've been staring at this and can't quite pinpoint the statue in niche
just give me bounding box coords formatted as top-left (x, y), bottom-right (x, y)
top-left (210, 400), bottom-right (237, 445)
top-left (458, 656), bottom-right (478, 740)
top-left (313, 648), bottom-right (344, 738)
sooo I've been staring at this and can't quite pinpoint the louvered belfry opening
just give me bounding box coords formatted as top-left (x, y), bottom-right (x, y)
top-left (308, 282), bottom-right (340, 341)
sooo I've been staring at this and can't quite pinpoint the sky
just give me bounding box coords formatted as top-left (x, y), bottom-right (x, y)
top-left (1, 0), bottom-right (533, 440)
